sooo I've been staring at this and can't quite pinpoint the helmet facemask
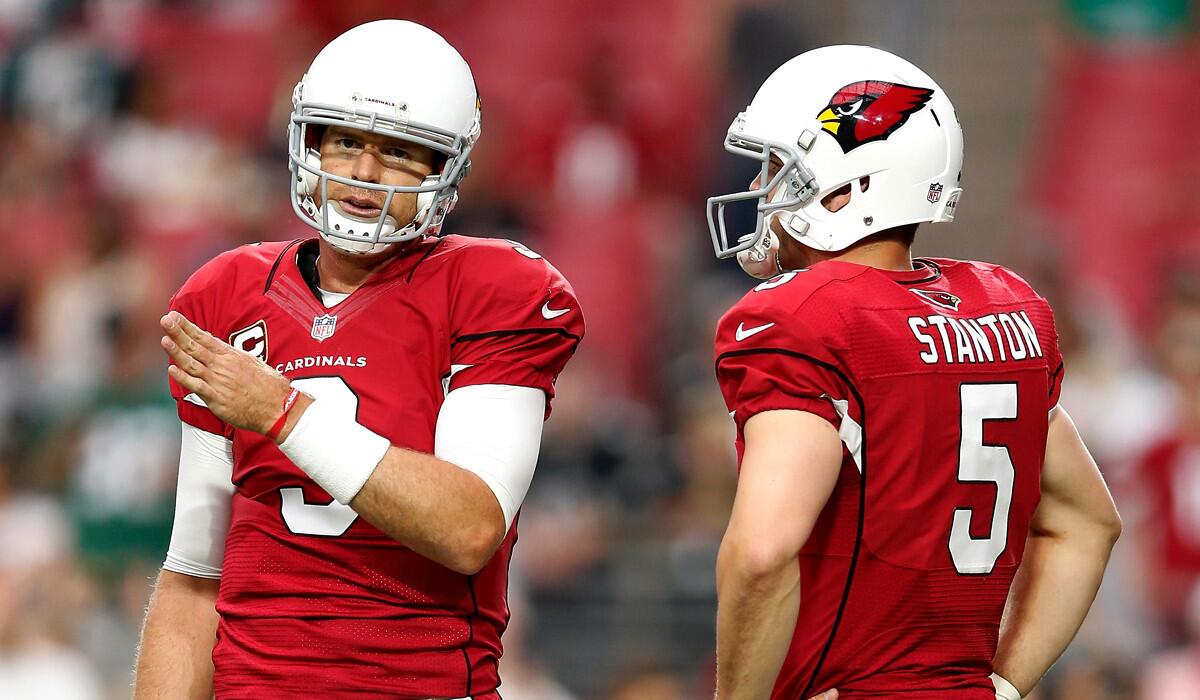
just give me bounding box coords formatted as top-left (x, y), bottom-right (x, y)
top-left (288, 89), bottom-right (480, 255)
top-left (706, 113), bottom-right (820, 263)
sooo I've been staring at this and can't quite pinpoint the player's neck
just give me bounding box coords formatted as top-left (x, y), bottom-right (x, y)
top-left (314, 239), bottom-right (408, 293)
top-left (829, 240), bottom-right (914, 271)
top-left (783, 238), bottom-right (914, 272)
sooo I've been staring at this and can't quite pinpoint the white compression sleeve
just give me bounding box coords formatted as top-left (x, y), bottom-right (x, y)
top-left (991, 673), bottom-right (1022, 700)
top-left (163, 423), bottom-right (235, 579)
top-left (435, 384), bottom-right (546, 530)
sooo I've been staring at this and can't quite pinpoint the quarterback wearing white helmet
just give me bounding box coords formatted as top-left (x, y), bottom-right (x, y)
top-left (289, 20), bottom-right (481, 254)
top-left (711, 46), bottom-right (1119, 700)
top-left (136, 20), bottom-right (583, 699)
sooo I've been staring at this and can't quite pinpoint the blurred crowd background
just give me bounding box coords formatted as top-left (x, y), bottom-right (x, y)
top-left (0, 0), bottom-right (1198, 698)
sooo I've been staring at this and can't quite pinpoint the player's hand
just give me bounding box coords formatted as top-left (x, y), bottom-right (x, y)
top-left (160, 311), bottom-right (293, 435)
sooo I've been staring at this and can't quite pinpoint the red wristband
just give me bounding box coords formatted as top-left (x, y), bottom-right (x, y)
top-left (266, 387), bottom-right (301, 442)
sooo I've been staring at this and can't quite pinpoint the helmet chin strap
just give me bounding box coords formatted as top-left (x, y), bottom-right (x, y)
top-left (317, 202), bottom-right (401, 255)
top-left (313, 186), bottom-right (442, 255)
top-left (737, 180), bottom-right (815, 278)
top-left (736, 226), bottom-right (783, 279)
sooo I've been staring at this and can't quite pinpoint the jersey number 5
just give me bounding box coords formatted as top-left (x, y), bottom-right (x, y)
top-left (948, 383), bottom-right (1017, 575)
top-left (279, 377), bottom-right (361, 537)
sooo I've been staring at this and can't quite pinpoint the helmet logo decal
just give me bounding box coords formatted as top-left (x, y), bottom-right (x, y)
top-left (817, 81), bottom-right (934, 153)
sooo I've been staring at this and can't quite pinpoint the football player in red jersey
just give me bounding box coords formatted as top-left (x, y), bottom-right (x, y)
top-left (707, 46), bottom-right (1121, 700)
top-left (132, 21), bottom-right (583, 699)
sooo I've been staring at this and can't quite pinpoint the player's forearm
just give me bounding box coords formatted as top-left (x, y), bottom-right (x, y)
top-left (714, 538), bottom-right (800, 700)
top-left (993, 407), bottom-right (1122, 695)
top-left (350, 445), bottom-right (507, 575)
top-left (133, 570), bottom-right (220, 700)
top-left (275, 393), bottom-right (507, 574)
top-left (992, 526), bottom-right (1118, 694)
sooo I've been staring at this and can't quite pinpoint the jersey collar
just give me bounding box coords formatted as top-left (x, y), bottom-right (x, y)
top-left (264, 236), bottom-right (441, 336)
top-left (874, 258), bottom-right (943, 285)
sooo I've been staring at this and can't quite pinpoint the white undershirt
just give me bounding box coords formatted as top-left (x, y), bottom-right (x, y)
top-left (317, 287), bottom-right (349, 308)
top-left (163, 384), bottom-right (546, 578)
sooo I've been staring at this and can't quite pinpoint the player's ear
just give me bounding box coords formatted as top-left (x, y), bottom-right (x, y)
top-left (308, 125), bottom-right (328, 153)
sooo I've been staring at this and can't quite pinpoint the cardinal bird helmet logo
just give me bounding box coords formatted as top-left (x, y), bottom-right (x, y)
top-left (818, 81), bottom-right (934, 153)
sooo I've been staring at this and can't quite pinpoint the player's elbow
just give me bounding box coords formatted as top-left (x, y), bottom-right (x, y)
top-left (1031, 498), bottom-right (1122, 550)
top-left (1079, 503), bottom-right (1122, 560)
top-left (1083, 497), bottom-right (1123, 546)
top-left (1097, 502), bottom-right (1123, 547)
top-left (154, 568), bottom-right (221, 602)
top-left (717, 534), bottom-right (798, 585)
top-left (444, 517), bottom-right (507, 576)
top-left (1082, 477), bottom-right (1123, 547)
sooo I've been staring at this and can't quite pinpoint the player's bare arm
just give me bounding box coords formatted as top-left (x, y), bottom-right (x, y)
top-left (715, 410), bottom-right (843, 700)
top-left (135, 408), bottom-right (232, 697)
top-left (991, 406), bottom-right (1121, 696)
top-left (160, 310), bottom-right (507, 574)
top-left (133, 570), bottom-right (220, 700)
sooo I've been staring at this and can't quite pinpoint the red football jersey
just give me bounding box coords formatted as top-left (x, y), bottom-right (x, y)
top-left (714, 258), bottom-right (1063, 699)
top-left (167, 235), bottom-right (583, 699)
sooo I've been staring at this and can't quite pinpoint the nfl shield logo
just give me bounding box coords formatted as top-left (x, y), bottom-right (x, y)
top-left (927, 182), bottom-right (944, 203)
top-left (311, 314), bottom-right (337, 342)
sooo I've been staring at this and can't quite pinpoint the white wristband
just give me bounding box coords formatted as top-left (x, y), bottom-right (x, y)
top-left (991, 673), bottom-right (1021, 700)
top-left (278, 397), bottom-right (390, 504)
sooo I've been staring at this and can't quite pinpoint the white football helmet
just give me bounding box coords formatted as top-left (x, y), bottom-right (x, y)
top-left (708, 45), bottom-right (963, 273)
top-left (288, 20), bottom-right (481, 254)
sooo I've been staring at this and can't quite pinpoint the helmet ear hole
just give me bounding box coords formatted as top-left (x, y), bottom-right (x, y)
top-left (821, 182), bottom-right (853, 213)
top-left (413, 174), bottom-right (441, 223)
top-left (299, 148), bottom-right (321, 196)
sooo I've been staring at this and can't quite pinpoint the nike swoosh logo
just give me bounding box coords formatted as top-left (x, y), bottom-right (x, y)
top-left (735, 322), bottom-right (775, 341)
top-left (541, 302), bottom-right (571, 320)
